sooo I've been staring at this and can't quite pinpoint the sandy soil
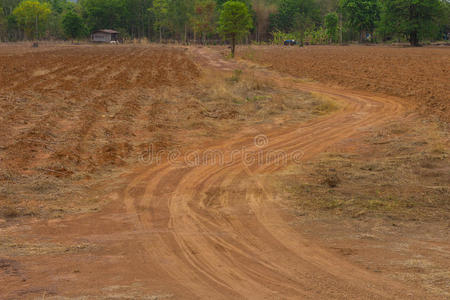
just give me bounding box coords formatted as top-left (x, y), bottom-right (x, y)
top-left (0, 44), bottom-right (449, 299)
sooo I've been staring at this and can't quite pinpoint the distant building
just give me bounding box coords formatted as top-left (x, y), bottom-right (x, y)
top-left (91, 29), bottom-right (119, 43)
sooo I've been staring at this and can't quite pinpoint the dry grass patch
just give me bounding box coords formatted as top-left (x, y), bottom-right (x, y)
top-left (0, 237), bottom-right (93, 256)
top-left (271, 119), bottom-right (449, 297)
top-left (277, 120), bottom-right (449, 221)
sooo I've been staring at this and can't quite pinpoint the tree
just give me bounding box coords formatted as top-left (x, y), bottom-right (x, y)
top-left (81, 0), bottom-right (127, 32)
top-left (273, 0), bottom-right (320, 33)
top-left (46, 0), bottom-right (76, 39)
top-left (169, 0), bottom-right (194, 43)
top-left (191, 0), bottom-right (216, 44)
top-left (440, 0), bottom-right (450, 40)
top-left (324, 11), bottom-right (338, 43)
top-left (12, 0), bottom-right (51, 40)
top-left (0, 4), bottom-right (6, 40)
top-left (252, 0), bottom-right (277, 42)
top-left (218, 1), bottom-right (252, 57)
top-left (149, 0), bottom-right (169, 42)
top-left (379, 0), bottom-right (442, 46)
top-left (62, 10), bottom-right (85, 41)
top-left (340, 0), bottom-right (380, 42)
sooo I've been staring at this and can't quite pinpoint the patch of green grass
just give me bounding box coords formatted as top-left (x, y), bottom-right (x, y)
top-left (228, 69), bottom-right (243, 83)
top-left (314, 100), bottom-right (339, 115)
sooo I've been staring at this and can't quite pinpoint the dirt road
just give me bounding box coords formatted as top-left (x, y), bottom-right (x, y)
top-left (1, 47), bottom-right (426, 298)
top-left (118, 48), bottom-right (418, 298)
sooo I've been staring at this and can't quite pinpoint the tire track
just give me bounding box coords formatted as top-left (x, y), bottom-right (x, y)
top-left (120, 47), bottom-right (422, 299)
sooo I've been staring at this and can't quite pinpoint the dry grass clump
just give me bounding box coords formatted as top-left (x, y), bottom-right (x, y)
top-left (312, 94), bottom-right (340, 115)
top-left (190, 68), bottom-right (333, 127)
top-left (0, 237), bottom-right (93, 256)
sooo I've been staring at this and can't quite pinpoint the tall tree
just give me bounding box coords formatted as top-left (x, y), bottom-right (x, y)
top-left (324, 11), bottom-right (338, 42)
top-left (379, 0), bottom-right (442, 46)
top-left (252, 0), bottom-right (277, 42)
top-left (218, 0), bottom-right (253, 57)
top-left (0, 4), bottom-right (5, 40)
top-left (62, 10), bottom-right (85, 41)
top-left (149, 0), bottom-right (169, 42)
top-left (169, 0), bottom-right (194, 43)
top-left (440, 0), bottom-right (450, 40)
top-left (339, 0), bottom-right (380, 41)
top-left (82, 0), bottom-right (127, 32)
top-left (273, 0), bottom-right (320, 33)
top-left (12, 0), bottom-right (51, 39)
top-left (191, 0), bottom-right (216, 44)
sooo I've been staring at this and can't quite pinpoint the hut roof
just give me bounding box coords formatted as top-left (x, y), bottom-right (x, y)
top-left (92, 29), bottom-right (119, 34)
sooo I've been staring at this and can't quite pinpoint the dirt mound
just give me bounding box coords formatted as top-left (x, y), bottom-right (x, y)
top-left (240, 45), bottom-right (450, 122)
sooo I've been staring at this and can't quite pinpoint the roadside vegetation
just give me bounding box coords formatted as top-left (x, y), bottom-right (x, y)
top-left (278, 119), bottom-right (449, 221)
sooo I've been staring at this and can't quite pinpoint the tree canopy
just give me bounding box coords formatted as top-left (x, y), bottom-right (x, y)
top-left (62, 10), bottom-right (85, 40)
top-left (0, 0), bottom-right (448, 46)
top-left (379, 0), bottom-right (442, 46)
top-left (339, 0), bottom-right (380, 41)
top-left (12, 0), bottom-right (51, 39)
top-left (324, 11), bottom-right (338, 42)
top-left (218, 0), bottom-right (253, 57)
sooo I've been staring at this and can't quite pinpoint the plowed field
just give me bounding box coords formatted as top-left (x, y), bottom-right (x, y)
top-left (240, 45), bottom-right (450, 122)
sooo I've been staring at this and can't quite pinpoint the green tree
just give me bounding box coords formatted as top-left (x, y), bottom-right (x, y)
top-left (0, 4), bottom-right (5, 40)
top-left (46, 0), bottom-right (75, 39)
top-left (379, 0), bottom-right (442, 46)
top-left (191, 0), bottom-right (216, 44)
top-left (149, 0), bottom-right (169, 42)
top-left (81, 0), bottom-right (127, 32)
top-left (273, 0), bottom-right (319, 33)
top-left (324, 11), bottom-right (338, 42)
top-left (218, 1), bottom-right (252, 57)
top-left (12, 0), bottom-right (51, 40)
top-left (168, 0), bottom-right (194, 43)
top-left (6, 14), bottom-right (19, 40)
top-left (62, 10), bottom-right (85, 41)
top-left (440, 0), bottom-right (450, 40)
top-left (340, 0), bottom-right (379, 42)
top-left (252, 0), bottom-right (277, 42)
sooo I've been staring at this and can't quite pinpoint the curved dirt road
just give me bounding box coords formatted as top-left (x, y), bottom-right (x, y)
top-left (119, 48), bottom-right (420, 299)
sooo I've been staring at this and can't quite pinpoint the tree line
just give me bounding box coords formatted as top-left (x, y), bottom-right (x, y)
top-left (1, 0), bottom-right (449, 46)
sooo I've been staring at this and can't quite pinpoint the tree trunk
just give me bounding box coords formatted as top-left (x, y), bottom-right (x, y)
top-left (35, 14), bottom-right (38, 41)
top-left (409, 31), bottom-right (419, 46)
top-left (159, 27), bottom-right (162, 43)
top-left (300, 30), bottom-right (304, 47)
top-left (231, 34), bottom-right (236, 58)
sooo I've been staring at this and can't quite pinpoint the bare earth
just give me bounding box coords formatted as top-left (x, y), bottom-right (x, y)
top-left (240, 45), bottom-right (450, 122)
top-left (0, 44), bottom-right (449, 299)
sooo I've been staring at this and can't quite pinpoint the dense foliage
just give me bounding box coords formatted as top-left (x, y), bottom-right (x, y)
top-left (0, 0), bottom-right (448, 46)
top-left (218, 0), bottom-right (252, 56)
